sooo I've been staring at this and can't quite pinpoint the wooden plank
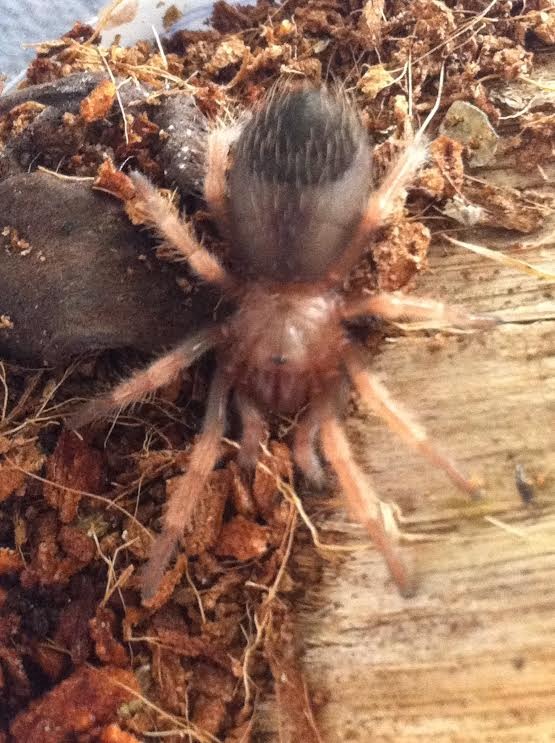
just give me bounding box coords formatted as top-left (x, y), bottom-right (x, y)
top-left (258, 67), bottom-right (555, 742)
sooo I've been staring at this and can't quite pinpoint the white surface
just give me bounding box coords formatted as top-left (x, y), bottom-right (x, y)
top-left (0, 0), bottom-right (220, 83)
top-left (0, 0), bottom-right (105, 78)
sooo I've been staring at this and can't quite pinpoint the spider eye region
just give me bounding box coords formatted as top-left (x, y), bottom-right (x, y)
top-left (271, 355), bottom-right (287, 366)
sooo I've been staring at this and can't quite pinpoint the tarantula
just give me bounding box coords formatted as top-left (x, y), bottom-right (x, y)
top-left (74, 84), bottom-right (495, 601)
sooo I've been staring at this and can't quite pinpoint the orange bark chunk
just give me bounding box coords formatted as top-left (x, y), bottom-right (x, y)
top-left (215, 515), bottom-right (271, 561)
top-left (100, 723), bottom-right (142, 743)
top-left (10, 666), bottom-right (138, 743)
top-left (43, 430), bottom-right (105, 523)
top-left (90, 607), bottom-right (129, 667)
top-left (80, 80), bottom-right (117, 123)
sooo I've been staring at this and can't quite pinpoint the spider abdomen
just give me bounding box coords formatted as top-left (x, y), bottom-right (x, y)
top-left (228, 86), bottom-right (372, 283)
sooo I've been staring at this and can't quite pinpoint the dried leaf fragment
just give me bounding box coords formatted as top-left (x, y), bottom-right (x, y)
top-left (357, 64), bottom-right (393, 100)
top-left (359, 0), bottom-right (385, 45)
top-left (10, 666), bottom-right (139, 743)
top-left (163, 5), bottom-right (184, 31)
top-left (97, 0), bottom-right (139, 31)
top-left (206, 37), bottom-right (248, 74)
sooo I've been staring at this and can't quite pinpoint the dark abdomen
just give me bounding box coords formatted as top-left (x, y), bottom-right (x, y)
top-left (228, 86), bottom-right (372, 283)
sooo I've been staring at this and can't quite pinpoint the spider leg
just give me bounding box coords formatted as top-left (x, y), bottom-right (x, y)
top-left (359, 138), bottom-right (428, 236)
top-left (204, 121), bottom-right (243, 233)
top-left (71, 328), bottom-right (220, 429)
top-left (130, 171), bottom-right (233, 288)
top-left (235, 391), bottom-right (266, 470)
top-left (320, 413), bottom-right (412, 595)
top-left (342, 292), bottom-right (499, 329)
top-left (344, 348), bottom-right (483, 499)
top-left (328, 138), bottom-right (428, 281)
top-left (293, 404), bottom-right (326, 488)
top-left (142, 367), bottom-right (231, 603)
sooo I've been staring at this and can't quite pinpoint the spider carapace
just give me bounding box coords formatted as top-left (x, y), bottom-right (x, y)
top-left (74, 83), bottom-right (495, 600)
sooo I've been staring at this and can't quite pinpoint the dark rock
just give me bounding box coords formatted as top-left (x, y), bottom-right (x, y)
top-left (9, 107), bottom-right (88, 170)
top-left (0, 73), bottom-right (108, 180)
top-left (0, 147), bottom-right (23, 180)
top-left (0, 72), bottom-right (105, 116)
top-left (152, 95), bottom-right (210, 195)
top-left (0, 172), bottom-right (217, 365)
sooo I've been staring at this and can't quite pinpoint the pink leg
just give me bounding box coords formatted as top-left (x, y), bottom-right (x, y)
top-left (130, 172), bottom-right (232, 288)
top-left (293, 406), bottom-right (325, 488)
top-left (235, 392), bottom-right (266, 470)
top-left (142, 368), bottom-right (231, 603)
top-left (361, 139), bottom-right (428, 234)
top-left (204, 122), bottom-right (242, 232)
top-left (320, 414), bottom-right (412, 596)
top-left (71, 328), bottom-right (219, 429)
top-left (329, 139), bottom-right (428, 281)
top-left (342, 292), bottom-right (498, 328)
top-left (345, 349), bottom-right (482, 499)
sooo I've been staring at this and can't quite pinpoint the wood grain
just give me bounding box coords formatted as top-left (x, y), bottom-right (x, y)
top-left (258, 67), bottom-right (555, 742)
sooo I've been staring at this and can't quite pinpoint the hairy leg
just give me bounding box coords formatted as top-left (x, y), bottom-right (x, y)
top-left (130, 172), bottom-right (232, 288)
top-left (204, 122), bottom-right (243, 233)
top-left (361, 139), bottom-right (428, 235)
top-left (235, 391), bottom-right (266, 470)
top-left (293, 405), bottom-right (326, 488)
top-left (328, 139), bottom-right (427, 281)
top-left (342, 292), bottom-right (499, 328)
top-left (344, 348), bottom-right (482, 499)
top-left (320, 414), bottom-right (412, 596)
top-left (142, 367), bottom-right (231, 602)
top-left (71, 328), bottom-right (219, 429)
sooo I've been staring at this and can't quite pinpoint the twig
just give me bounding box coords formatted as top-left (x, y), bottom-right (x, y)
top-left (98, 49), bottom-right (130, 144)
top-left (444, 235), bottom-right (555, 281)
top-left (4, 461), bottom-right (152, 539)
